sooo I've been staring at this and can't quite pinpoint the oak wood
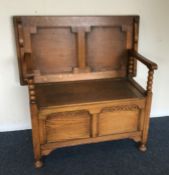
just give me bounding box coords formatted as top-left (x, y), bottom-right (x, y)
top-left (91, 113), bottom-right (98, 137)
top-left (46, 111), bottom-right (90, 142)
top-left (13, 16), bottom-right (157, 168)
top-left (129, 50), bottom-right (158, 70)
top-left (75, 28), bottom-right (87, 69)
top-left (34, 70), bottom-right (126, 83)
top-left (14, 16), bottom-right (139, 85)
top-left (98, 108), bottom-right (139, 136)
top-left (41, 131), bottom-right (142, 156)
top-left (35, 78), bottom-right (144, 107)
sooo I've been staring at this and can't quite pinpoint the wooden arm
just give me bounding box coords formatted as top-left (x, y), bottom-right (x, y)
top-left (128, 50), bottom-right (158, 94)
top-left (129, 50), bottom-right (158, 70)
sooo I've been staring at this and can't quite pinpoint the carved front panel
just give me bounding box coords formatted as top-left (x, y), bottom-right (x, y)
top-left (98, 105), bottom-right (140, 136)
top-left (45, 111), bottom-right (90, 143)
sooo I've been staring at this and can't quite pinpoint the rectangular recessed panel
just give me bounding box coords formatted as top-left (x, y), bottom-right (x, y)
top-left (32, 27), bottom-right (77, 74)
top-left (46, 111), bottom-right (90, 142)
top-left (87, 27), bottom-right (127, 75)
top-left (98, 109), bottom-right (139, 136)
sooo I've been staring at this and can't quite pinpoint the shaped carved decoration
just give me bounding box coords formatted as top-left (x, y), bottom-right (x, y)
top-left (101, 105), bottom-right (140, 113)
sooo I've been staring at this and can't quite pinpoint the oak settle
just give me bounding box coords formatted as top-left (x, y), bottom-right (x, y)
top-left (13, 16), bottom-right (157, 168)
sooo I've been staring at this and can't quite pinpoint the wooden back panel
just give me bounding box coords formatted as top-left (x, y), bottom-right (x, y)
top-left (14, 16), bottom-right (139, 85)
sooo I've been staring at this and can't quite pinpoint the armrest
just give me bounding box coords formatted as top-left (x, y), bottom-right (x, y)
top-left (128, 50), bottom-right (158, 94)
top-left (129, 50), bottom-right (158, 70)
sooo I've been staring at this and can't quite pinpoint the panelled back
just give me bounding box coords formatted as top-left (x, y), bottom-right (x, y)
top-left (14, 16), bottom-right (139, 84)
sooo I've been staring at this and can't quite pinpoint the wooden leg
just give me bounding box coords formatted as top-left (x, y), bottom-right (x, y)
top-left (30, 103), bottom-right (43, 168)
top-left (35, 160), bottom-right (43, 168)
top-left (139, 142), bottom-right (147, 152)
top-left (138, 93), bottom-right (152, 153)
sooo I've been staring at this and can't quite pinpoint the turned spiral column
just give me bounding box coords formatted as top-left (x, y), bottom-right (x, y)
top-left (128, 56), bottom-right (135, 77)
top-left (146, 70), bottom-right (154, 93)
top-left (139, 69), bottom-right (154, 152)
top-left (28, 79), bottom-right (36, 104)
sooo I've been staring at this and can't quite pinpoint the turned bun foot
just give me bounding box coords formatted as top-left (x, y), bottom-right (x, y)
top-left (139, 143), bottom-right (147, 152)
top-left (35, 160), bottom-right (43, 168)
